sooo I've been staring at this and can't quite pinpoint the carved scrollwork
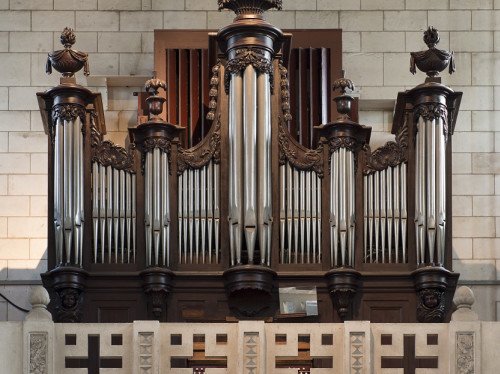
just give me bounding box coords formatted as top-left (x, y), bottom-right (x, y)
top-left (328, 136), bottom-right (358, 154)
top-left (178, 117), bottom-right (221, 173)
top-left (225, 48), bottom-right (274, 93)
top-left (364, 118), bottom-right (409, 174)
top-left (207, 62), bottom-right (222, 121)
top-left (141, 136), bottom-right (172, 175)
top-left (456, 333), bottom-right (474, 374)
top-left (278, 62), bottom-right (292, 121)
top-left (415, 102), bottom-right (449, 138)
top-left (29, 333), bottom-right (47, 374)
top-left (52, 103), bottom-right (86, 122)
top-left (90, 116), bottom-right (135, 173)
top-left (278, 118), bottom-right (324, 177)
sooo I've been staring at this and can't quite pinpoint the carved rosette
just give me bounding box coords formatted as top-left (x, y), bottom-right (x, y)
top-left (207, 62), bottom-right (222, 121)
top-left (278, 62), bottom-right (292, 121)
top-left (416, 288), bottom-right (446, 323)
top-left (178, 117), bottom-right (221, 174)
top-left (225, 48), bottom-right (274, 93)
top-left (90, 117), bottom-right (135, 173)
top-left (364, 118), bottom-right (408, 174)
top-left (29, 333), bottom-right (48, 374)
top-left (415, 102), bottom-right (449, 139)
top-left (456, 333), bottom-right (474, 374)
top-left (278, 119), bottom-right (323, 177)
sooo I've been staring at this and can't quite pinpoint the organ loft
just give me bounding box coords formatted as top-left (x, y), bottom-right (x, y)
top-left (37, 0), bottom-right (462, 324)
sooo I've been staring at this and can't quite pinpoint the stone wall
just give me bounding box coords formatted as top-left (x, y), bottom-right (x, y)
top-left (0, 0), bottom-right (499, 320)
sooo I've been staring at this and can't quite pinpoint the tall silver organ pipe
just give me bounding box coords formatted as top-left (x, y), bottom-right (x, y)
top-left (415, 110), bottom-right (447, 266)
top-left (363, 163), bottom-right (408, 264)
top-left (177, 160), bottom-right (220, 265)
top-left (53, 115), bottom-right (84, 266)
top-left (279, 162), bottom-right (322, 264)
top-left (228, 65), bottom-right (273, 265)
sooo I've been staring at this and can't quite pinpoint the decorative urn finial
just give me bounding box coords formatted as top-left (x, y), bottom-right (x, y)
top-left (218, 0), bottom-right (282, 17)
top-left (144, 73), bottom-right (167, 120)
top-left (410, 27), bottom-right (455, 78)
top-left (332, 70), bottom-right (355, 119)
top-left (46, 27), bottom-right (89, 77)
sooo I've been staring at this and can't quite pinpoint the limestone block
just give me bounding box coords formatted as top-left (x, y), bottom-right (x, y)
top-left (481, 322), bottom-right (500, 372)
top-left (0, 239), bottom-right (29, 259)
top-left (318, 0), bottom-right (361, 10)
top-left (343, 53), bottom-right (383, 86)
top-left (86, 52), bottom-right (119, 75)
top-left (0, 11), bottom-right (30, 31)
top-left (343, 32), bottom-right (361, 52)
top-left (120, 11), bottom-right (162, 31)
top-left (452, 152), bottom-right (471, 174)
top-left (296, 11), bottom-right (339, 29)
top-left (472, 52), bottom-right (500, 85)
top-left (453, 86), bottom-right (494, 111)
top-left (9, 87), bottom-right (46, 111)
top-left (0, 260), bottom-right (6, 281)
top-left (472, 110), bottom-right (500, 131)
top-left (359, 110), bottom-right (389, 132)
top-left (281, 0), bottom-right (317, 10)
top-left (359, 86), bottom-right (404, 101)
top-left (105, 132), bottom-right (129, 148)
top-left (99, 0), bottom-right (142, 10)
top-left (0, 136), bottom-right (7, 152)
top-left (445, 52), bottom-right (472, 86)
top-left (371, 324), bottom-right (449, 373)
top-left (0, 87), bottom-right (7, 110)
top-left (53, 31), bottom-right (98, 53)
top-left (76, 11), bottom-right (119, 31)
top-left (31, 53), bottom-right (62, 87)
top-left (186, 0), bottom-right (215, 10)
top-left (343, 321), bottom-right (371, 374)
top-left (8, 174), bottom-right (47, 195)
top-left (473, 153), bottom-right (500, 175)
top-left (7, 259), bottom-right (47, 280)
top-left (451, 0), bottom-right (493, 9)
top-left (0, 0), bottom-right (6, 9)
top-left (496, 0), bottom-right (500, 9)
top-left (452, 195), bottom-right (472, 216)
top-left (406, 0), bottom-right (449, 9)
top-left (8, 217), bottom-right (47, 238)
top-left (0, 217), bottom-right (7, 237)
top-left (472, 238), bottom-right (500, 259)
top-left (98, 32), bottom-right (141, 53)
top-left (25, 286), bottom-right (51, 321)
top-left (132, 321), bottom-right (160, 374)
top-left (30, 196), bottom-right (47, 218)
top-left (383, 11), bottom-right (427, 31)
top-left (361, 32), bottom-right (405, 52)
top-left (452, 216), bottom-right (495, 237)
top-left (207, 10), bottom-right (236, 29)
top-left (10, 0), bottom-right (52, 9)
top-left (361, 0), bottom-right (404, 10)
top-left (472, 10), bottom-right (500, 31)
top-left (108, 86), bottom-right (141, 111)
top-left (428, 11), bottom-right (471, 31)
top-left (119, 53), bottom-right (154, 75)
top-left (0, 322), bottom-right (23, 373)
top-left (30, 153), bottom-right (48, 174)
top-left (0, 197), bottom-right (30, 217)
top-left (54, 0), bottom-right (97, 10)
top-left (152, 0), bottom-right (184, 10)
top-left (383, 53), bottom-right (424, 86)
top-left (453, 131), bottom-right (494, 153)
top-left (142, 31), bottom-right (154, 53)
top-left (0, 175), bottom-right (6, 195)
top-left (450, 31), bottom-right (493, 52)
top-left (449, 321), bottom-right (481, 373)
top-left (0, 300), bottom-right (6, 319)
top-left (0, 53), bottom-right (30, 86)
top-left (452, 238), bottom-right (473, 259)
top-left (32, 11), bottom-right (75, 31)
top-left (29, 238), bottom-right (47, 260)
top-left (264, 10), bottom-right (296, 29)
top-left (9, 131), bottom-right (47, 153)
top-left (453, 259), bottom-right (497, 280)
top-left (496, 86), bottom-right (500, 109)
top-left (340, 11), bottom-right (382, 31)
top-left (0, 154), bottom-right (30, 174)
top-left (0, 32), bottom-right (7, 52)
top-left (406, 30), bottom-right (450, 52)
top-left (164, 11), bottom-right (207, 29)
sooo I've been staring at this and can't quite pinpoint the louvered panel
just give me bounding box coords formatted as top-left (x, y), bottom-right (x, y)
top-left (190, 49), bottom-right (201, 145)
top-left (298, 48), bottom-right (309, 147)
top-left (167, 49), bottom-right (178, 125)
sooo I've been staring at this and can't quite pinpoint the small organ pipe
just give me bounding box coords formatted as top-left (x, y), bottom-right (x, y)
top-left (367, 173), bottom-right (373, 263)
top-left (207, 161), bottom-right (213, 264)
top-left (331, 151), bottom-right (338, 267)
top-left (119, 170), bottom-right (126, 264)
top-left (113, 168), bottom-right (119, 263)
top-left (63, 120), bottom-right (74, 264)
top-left (188, 168), bottom-right (194, 264)
top-left (401, 162), bottom-right (407, 263)
top-left (305, 169), bottom-right (311, 263)
top-left (145, 152), bottom-right (152, 266)
top-left (300, 170), bottom-right (306, 263)
top-left (201, 165), bottom-right (207, 264)
top-left (132, 173), bottom-right (137, 263)
top-left (194, 168), bottom-right (200, 264)
top-left (311, 172), bottom-right (317, 264)
top-left (363, 176), bottom-right (368, 263)
top-left (293, 167), bottom-right (299, 263)
top-left (393, 165), bottom-right (400, 263)
top-left (374, 170), bottom-right (380, 263)
top-left (380, 169), bottom-right (386, 263)
top-left (338, 148), bottom-right (347, 266)
top-left (280, 164), bottom-right (286, 264)
top-left (348, 150), bottom-right (355, 266)
top-left (178, 173), bottom-right (183, 263)
top-left (74, 117), bottom-right (83, 265)
top-left (161, 151), bottom-right (169, 266)
top-left (214, 163), bottom-right (220, 264)
top-left (182, 170), bottom-right (188, 263)
top-left (287, 162), bottom-right (293, 264)
top-left (152, 148), bottom-right (161, 265)
top-left (99, 164), bottom-right (106, 263)
top-left (54, 119), bottom-right (64, 264)
top-left (126, 172), bottom-right (132, 263)
top-left (436, 117), bottom-right (446, 264)
top-left (106, 165), bottom-right (113, 263)
top-left (387, 167), bottom-right (393, 263)
top-left (426, 118), bottom-right (436, 263)
top-left (92, 162), bottom-right (99, 263)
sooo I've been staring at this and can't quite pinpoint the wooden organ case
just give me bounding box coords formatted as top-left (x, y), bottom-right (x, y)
top-left (38, 1), bottom-right (461, 324)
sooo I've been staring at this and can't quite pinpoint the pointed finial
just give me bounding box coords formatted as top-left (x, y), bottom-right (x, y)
top-left (332, 71), bottom-right (355, 119)
top-left (144, 72), bottom-right (167, 120)
top-left (333, 70), bottom-right (355, 95)
top-left (410, 27), bottom-right (455, 78)
top-left (145, 71), bottom-right (167, 95)
top-left (46, 27), bottom-right (89, 77)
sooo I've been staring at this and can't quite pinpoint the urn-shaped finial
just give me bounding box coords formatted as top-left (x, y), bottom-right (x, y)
top-left (144, 73), bottom-right (167, 120)
top-left (46, 27), bottom-right (89, 77)
top-left (410, 27), bottom-right (455, 78)
top-left (218, 0), bottom-right (282, 16)
top-left (333, 71), bottom-right (355, 119)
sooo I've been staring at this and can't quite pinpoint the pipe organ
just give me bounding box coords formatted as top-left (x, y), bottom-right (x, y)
top-left (38, 2), bottom-right (462, 324)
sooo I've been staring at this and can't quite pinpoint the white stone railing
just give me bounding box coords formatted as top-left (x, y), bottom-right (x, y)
top-left (2, 286), bottom-right (497, 373)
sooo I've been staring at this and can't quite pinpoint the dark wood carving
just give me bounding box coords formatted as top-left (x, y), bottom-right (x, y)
top-left (413, 267), bottom-right (450, 323)
top-left (46, 27), bottom-right (89, 77)
top-left (278, 63), bottom-right (292, 121)
top-left (325, 268), bottom-right (360, 321)
top-left (207, 63), bottom-right (222, 121)
top-left (225, 48), bottom-right (274, 93)
top-left (414, 103), bottom-right (449, 138)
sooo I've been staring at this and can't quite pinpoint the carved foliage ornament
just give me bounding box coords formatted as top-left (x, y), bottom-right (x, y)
top-left (415, 102), bottom-right (449, 139)
top-left (141, 136), bottom-right (172, 175)
top-left (416, 288), bottom-right (446, 323)
top-left (207, 62), bottom-right (222, 121)
top-left (279, 62), bottom-right (292, 121)
top-left (178, 117), bottom-right (221, 173)
top-left (225, 48), bottom-right (274, 93)
top-left (30, 333), bottom-right (48, 374)
top-left (456, 333), bottom-right (474, 374)
top-left (52, 103), bottom-right (86, 123)
top-left (278, 118), bottom-right (324, 177)
top-left (328, 136), bottom-right (359, 154)
top-left (218, 0), bottom-right (282, 14)
top-left (90, 113), bottom-right (135, 173)
top-left (364, 116), bottom-right (409, 174)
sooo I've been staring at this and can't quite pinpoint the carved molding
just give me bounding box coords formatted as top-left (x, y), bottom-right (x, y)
top-left (29, 333), bottom-right (48, 374)
top-left (415, 102), bottom-right (449, 139)
top-left (52, 103), bottom-right (86, 123)
top-left (207, 62), bottom-right (221, 121)
top-left (278, 62), bottom-right (292, 121)
top-left (278, 119), bottom-right (324, 177)
top-left (364, 117), bottom-right (408, 174)
top-left (218, 0), bottom-right (282, 14)
top-left (178, 117), bottom-right (221, 173)
top-left (416, 288), bottom-right (446, 323)
top-left (90, 116), bottom-right (135, 173)
top-left (138, 333), bottom-right (154, 374)
top-left (456, 333), bottom-right (474, 374)
top-left (225, 48), bottom-right (274, 93)
top-left (350, 333), bottom-right (365, 374)
top-left (243, 332), bottom-right (259, 374)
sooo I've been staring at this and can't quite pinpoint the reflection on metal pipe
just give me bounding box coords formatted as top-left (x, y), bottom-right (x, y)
top-left (330, 151), bottom-right (338, 267)
top-left (347, 150), bottom-right (355, 266)
top-left (311, 172), bottom-right (317, 264)
top-left (74, 117), bottom-right (83, 265)
top-left (145, 152), bottom-right (152, 266)
top-left (393, 165), bottom-right (400, 263)
top-left (436, 117), bottom-right (446, 265)
top-left (300, 170), bottom-right (305, 263)
top-left (380, 168), bottom-right (386, 263)
top-left (401, 162), bottom-right (407, 264)
top-left (387, 167), bottom-right (393, 263)
top-left (207, 162), bottom-right (213, 264)
top-left (162, 151), bottom-right (170, 266)
top-left (214, 162), bottom-right (220, 264)
top-left (201, 164), bottom-right (207, 264)
top-left (92, 162), bottom-right (99, 263)
top-left (119, 170), bottom-right (125, 264)
top-left (132, 173), bottom-right (136, 263)
top-left (416, 116), bottom-right (426, 264)
top-left (373, 170), bottom-right (379, 263)
top-left (367, 173), bottom-right (373, 263)
top-left (126, 172), bottom-right (132, 263)
top-left (293, 167), bottom-right (299, 263)
top-left (194, 168), bottom-right (200, 264)
top-left (339, 148), bottom-right (347, 266)
top-left (280, 164), bottom-right (286, 264)
top-left (63, 120), bottom-right (74, 264)
top-left (363, 175), bottom-right (368, 263)
top-left (426, 118), bottom-right (436, 264)
top-left (54, 119), bottom-right (64, 265)
top-left (113, 168), bottom-right (119, 263)
top-left (287, 162), bottom-right (293, 264)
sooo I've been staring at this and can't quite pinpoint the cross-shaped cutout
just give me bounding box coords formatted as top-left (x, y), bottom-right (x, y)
top-left (381, 335), bottom-right (438, 374)
top-left (65, 335), bottom-right (122, 373)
